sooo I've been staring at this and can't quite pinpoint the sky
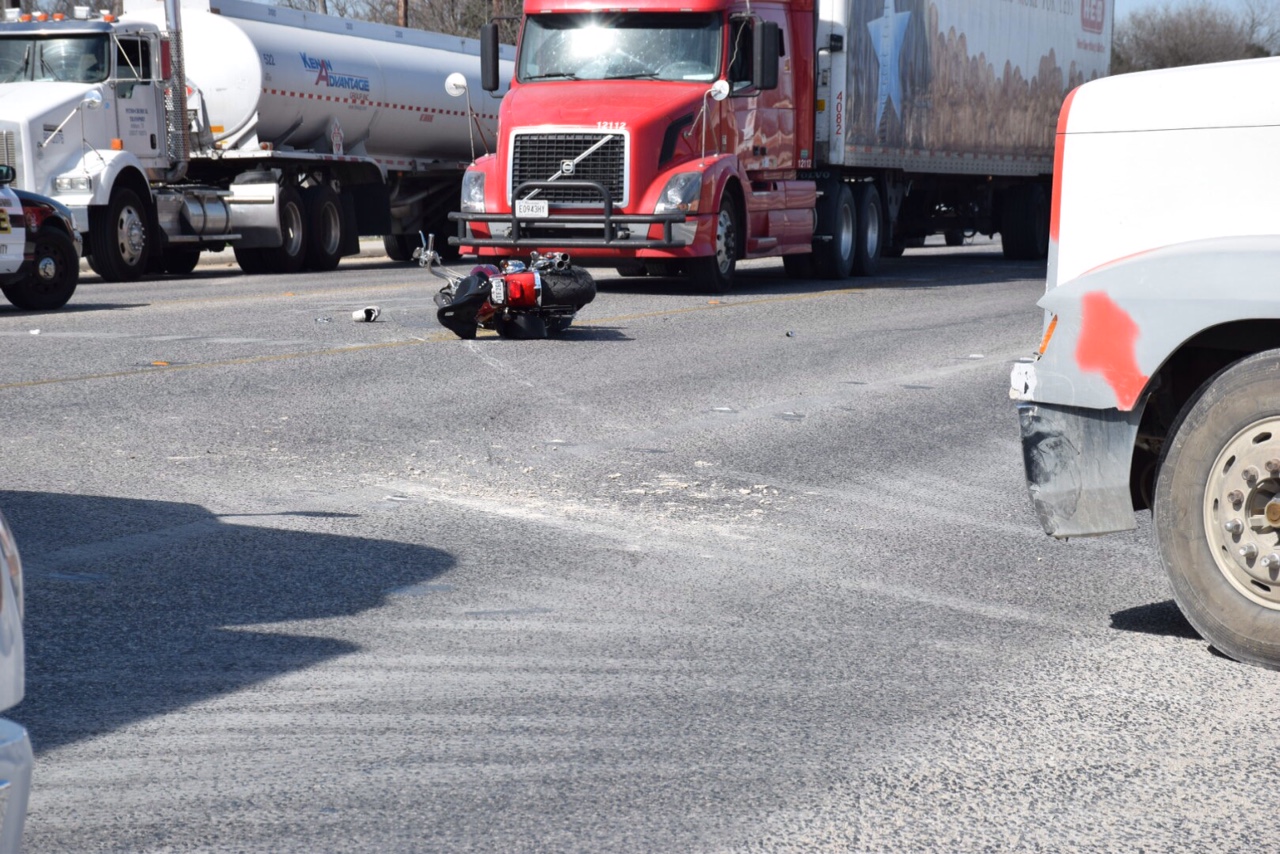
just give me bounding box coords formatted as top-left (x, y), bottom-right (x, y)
top-left (1115, 0), bottom-right (1256, 16)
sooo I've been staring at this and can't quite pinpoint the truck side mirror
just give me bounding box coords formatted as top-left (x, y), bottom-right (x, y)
top-left (753, 21), bottom-right (779, 91)
top-left (481, 23), bottom-right (500, 93)
top-left (0, 165), bottom-right (12, 185)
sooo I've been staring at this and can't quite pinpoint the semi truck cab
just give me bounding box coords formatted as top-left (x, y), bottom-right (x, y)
top-left (452, 0), bottom-right (818, 292)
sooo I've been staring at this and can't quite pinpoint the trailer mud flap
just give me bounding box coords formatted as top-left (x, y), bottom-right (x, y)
top-left (1016, 400), bottom-right (1144, 538)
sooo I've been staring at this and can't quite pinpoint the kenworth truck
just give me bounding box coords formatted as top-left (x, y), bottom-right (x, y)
top-left (1011, 56), bottom-right (1280, 670)
top-left (450, 0), bottom-right (1110, 291)
top-left (0, 0), bottom-right (509, 280)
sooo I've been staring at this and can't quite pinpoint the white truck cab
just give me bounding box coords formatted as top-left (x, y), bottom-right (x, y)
top-left (1011, 56), bottom-right (1280, 669)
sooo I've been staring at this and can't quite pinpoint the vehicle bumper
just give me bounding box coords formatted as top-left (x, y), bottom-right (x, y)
top-left (0, 718), bottom-right (31, 853)
top-left (449, 210), bottom-right (694, 255)
top-left (1015, 399), bottom-right (1144, 538)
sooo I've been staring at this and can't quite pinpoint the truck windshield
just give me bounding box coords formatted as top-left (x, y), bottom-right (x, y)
top-left (518, 13), bottom-right (722, 83)
top-left (0, 35), bottom-right (110, 84)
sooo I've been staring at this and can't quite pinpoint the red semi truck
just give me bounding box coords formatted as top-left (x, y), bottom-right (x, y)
top-left (449, 0), bottom-right (1111, 290)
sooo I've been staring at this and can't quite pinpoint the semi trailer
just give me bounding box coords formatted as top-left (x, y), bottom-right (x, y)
top-left (450, 0), bottom-right (1111, 290)
top-left (0, 0), bottom-right (511, 280)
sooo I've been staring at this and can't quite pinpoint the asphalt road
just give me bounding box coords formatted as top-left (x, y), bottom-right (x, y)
top-left (2, 240), bottom-right (1277, 852)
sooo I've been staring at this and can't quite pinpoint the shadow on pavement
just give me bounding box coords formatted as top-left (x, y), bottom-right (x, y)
top-left (0, 490), bottom-right (455, 754)
top-left (1109, 600), bottom-right (1200, 640)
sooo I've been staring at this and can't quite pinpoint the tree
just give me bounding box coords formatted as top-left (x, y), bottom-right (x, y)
top-left (1112, 0), bottom-right (1280, 74)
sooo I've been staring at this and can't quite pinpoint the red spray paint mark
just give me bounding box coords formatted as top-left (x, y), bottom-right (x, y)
top-left (1075, 291), bottom-right (1149, 410)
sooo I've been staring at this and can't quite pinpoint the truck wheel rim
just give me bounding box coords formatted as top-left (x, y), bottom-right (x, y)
top-left (117, 204), bottom-right (145, 265)
top-left (282, 201), bottom-right (303, 257)
top-left (320, 202), bottom-right (340, 255)
top-left (864, 202), bottom-right (880, 257)
top-left (1203, 416), bottom-right (1280, 609)
top-left (838, 202), bottom-right (854, 261)
top-left (715, 207), bottom-right (734, 274)
top-left (37, 255), bottom-right (58, 281)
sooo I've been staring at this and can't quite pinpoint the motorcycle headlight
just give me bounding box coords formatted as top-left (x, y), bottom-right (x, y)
top-left (0, 510), bottom-right (22, 623)
top-left (655, 172), bottom-right (702, 215)
top-left (461, 171), bottom-right (486, 213)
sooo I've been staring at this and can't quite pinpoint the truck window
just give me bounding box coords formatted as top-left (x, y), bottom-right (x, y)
top-left (518, 13), bottom-right (721, 83)
top-left (116, 38), bottom-right (152, 81)
top-left (33, 36), bottom-right (109, 83)
top-left (729, 18), bottom-right (784, 93)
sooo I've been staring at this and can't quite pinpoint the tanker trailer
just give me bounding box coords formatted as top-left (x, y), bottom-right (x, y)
top-left (0, 0), bottom-right (511, 280)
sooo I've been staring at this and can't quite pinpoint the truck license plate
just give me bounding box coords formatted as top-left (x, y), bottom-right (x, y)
top-left (515, 199), bottom-right (548, 219)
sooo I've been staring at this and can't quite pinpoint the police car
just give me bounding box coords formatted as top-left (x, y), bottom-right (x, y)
top-left (0, 164), bottom-right (80, 311)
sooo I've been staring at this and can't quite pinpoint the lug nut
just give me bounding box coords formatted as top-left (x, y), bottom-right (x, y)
top-left (1228, 490), bottom-right (1245, 506)
top-left (1243, 466), bottom-right (1261, 484)
top-left (1267, 459), bottom-right (1280, 474)
top-left (1225, 519), bottom-right (1245, 535)
top-left (1262, 554), bottom-right (1280, 571)
top-left (1240, 543), bottom-right (1259, 560)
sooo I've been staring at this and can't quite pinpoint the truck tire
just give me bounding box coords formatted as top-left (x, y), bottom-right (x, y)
top-left (304, 186), bottom-right (343, 272)
top-left (1155, 350), bottom-right (1280, 669)
top-left (383, 234), bottom-right (414, 262)
top-left (782, 253), bottom-right (816, 278)
top-left (1, 227), bottom-right (78, 310)
top-left (162, 248), bottom-right (201, 275)
top-left (1001, 184), bottom-right (1050, 260)
top-left (852, 183), bottom-right (882, 277)
top-left (89, 187), bottom-right (150, 282)
top-left (813, 183), bottom-right (855, 279)
top-left (262, 185), bottom-right (307, 274)
top-left (945, 229), bottom-right (966, 247)
top-left (234, 247), bottom-right (269, 275)
top-left (686, 195), bottom-right (738, 293)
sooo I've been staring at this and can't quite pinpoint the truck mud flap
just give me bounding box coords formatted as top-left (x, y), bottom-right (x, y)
top-left (1017, 400), bottom-right (1145, 538)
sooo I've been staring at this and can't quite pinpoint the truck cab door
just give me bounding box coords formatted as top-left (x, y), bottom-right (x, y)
top-left (112, 36), bottom-right (166, 169)
top-left (728, 13), bottom-right (795, 173)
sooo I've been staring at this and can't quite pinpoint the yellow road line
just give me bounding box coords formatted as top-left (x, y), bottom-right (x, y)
top-left (0, 286), bottom-right (866, 390)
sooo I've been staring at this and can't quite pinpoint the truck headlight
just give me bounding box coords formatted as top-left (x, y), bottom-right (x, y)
top-left (655, 172), bottom-right (702, 214)
top-left (54, 176), bottom-right (92, 193)
top-left (461, 171), bottom-right (485, 213)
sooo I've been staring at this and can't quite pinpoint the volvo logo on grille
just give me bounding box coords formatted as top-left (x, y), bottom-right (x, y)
top-left (560, 160), bottom-right (576, 176)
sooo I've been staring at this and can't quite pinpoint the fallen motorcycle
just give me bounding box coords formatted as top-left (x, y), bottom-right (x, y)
top-left (416, 236), bottom-right (596, 339)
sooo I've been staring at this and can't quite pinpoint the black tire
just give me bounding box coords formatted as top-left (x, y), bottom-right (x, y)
top-left (1001, 184), bottom-right (1050, 260)
top-left (1, 227), bottom-right (78, 310)
top-left (615, 262), bottom-right (647, 278)
top-left (686, 194), bottom-right (738, 293)
top-left (1156, 350), bottom-right (1280, 669)
top-left (944, 229), bottom-right (966, 247)
top-left (303, 185), bottom-right (343, 272)
top-left (541, 266), bottom-right (597, 308)
top-left (782, 253), bottom-right (816, 278)
top-left (89, 186), bottom-right (151, 282)
top-left (383, 234), bottom-right (415, 262)
top-left (162, 248), bottom-right (201, 275)
top-left (851, 183), bottom-right (883, 277)
top-left (813, 182), bottom-right (855, 280)
top-left (234, 247), bottom-right (269, 275)
top-left (881, 239), bottom-right (906, 258)
top-left (262, 185), bottom-right (307, 274)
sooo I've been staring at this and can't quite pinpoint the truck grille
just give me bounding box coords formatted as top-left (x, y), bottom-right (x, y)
top-left (0, 132), bottom-right (15, 174)
top-left (511, 133), bottom-right (627, 207)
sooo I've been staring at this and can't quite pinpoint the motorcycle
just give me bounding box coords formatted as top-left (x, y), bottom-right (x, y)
top-left (416, 235), bottom-right (596, 340)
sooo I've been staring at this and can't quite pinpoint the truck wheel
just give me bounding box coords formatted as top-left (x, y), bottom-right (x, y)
top-left (686, 196), bottom-right (738, 293)
top-left (383, 234), bottom-right (414, 262)
top-left (852, 184), bottom-right (882, 277)
top-left (1, 227), bottom-right (78, 310)
top-left (1001, 184), bottom-right (1050, 260)
top-left (233, 247), bottom-right (269, 275)
top-left (1155, 350), bottom-right (1280, 669)
top-left (90, 187), bottom-right (150, 282)
top-left (813, 183), bottom-right (855, 279)
top-left (945, 229), bottom-right (966, 247)
top-left (262, 185), bottom-right (307, 274)
top-left (162, 249), bottom-right (201, 275)
top-left (782, 253), bottom-right (816, 278)
top-left (304, 186), bottom-right (343, 272)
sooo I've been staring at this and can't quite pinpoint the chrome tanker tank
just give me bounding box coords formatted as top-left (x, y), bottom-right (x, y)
top-left (122, 0), bottom-right (509, 161)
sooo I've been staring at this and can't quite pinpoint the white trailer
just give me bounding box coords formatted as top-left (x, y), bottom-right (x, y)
top-left (0, 0), bottom-right (510, 280)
